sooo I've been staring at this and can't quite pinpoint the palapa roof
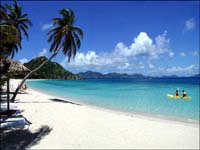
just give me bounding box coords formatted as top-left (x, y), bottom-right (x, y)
top-left (0, 58), bottom-right (30, 76)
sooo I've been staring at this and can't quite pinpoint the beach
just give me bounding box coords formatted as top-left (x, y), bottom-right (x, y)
top-left (2, 79), bottom-right (199, 149)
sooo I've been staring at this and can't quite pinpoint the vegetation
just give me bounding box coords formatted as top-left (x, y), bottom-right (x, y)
top-left (0, 25), bottom-right (20, 58)
top-left (48, 9), bottom-right (83, 62)
top-left (0, 0), bottom-right (32, 58)
top-left (11, 7), bottom-right (83, 102)
top-left (23, 56), bottom-right (80, 80)
top-left (1, 1), bottom-right (83, 101)
top-left (0, 0), bottom-right (32, 88)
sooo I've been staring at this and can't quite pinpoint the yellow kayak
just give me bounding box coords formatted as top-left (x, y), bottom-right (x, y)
top-left (167, 94), bottom-right (192, 100)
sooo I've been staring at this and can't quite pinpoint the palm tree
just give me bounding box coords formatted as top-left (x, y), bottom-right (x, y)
top-left (0, 4), bottom-right (19, 58)
top-left (1, 0), bottom-right (32, 58)
top-left (11, 8), bottom-right (83, 102)
top-left (0, 24), bottom-right (20, 58)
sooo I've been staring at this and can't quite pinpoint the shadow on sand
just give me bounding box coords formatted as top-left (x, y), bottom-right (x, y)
top-left (49, 98), bottom-right (81, 106)
top-left (0, 125), bottom-right (52, 150)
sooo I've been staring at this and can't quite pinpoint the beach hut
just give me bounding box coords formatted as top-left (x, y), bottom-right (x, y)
top-left (1, 58), bottom-right (30, 75)
top-left (0, 58), bottom-right (30, 116)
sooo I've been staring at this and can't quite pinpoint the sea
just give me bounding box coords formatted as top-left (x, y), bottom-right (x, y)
top-left (27, 77), bottom-right (200, 122)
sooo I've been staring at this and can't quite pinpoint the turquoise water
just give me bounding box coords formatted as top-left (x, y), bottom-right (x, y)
top-left (27, 78), bottom-right (200, 121)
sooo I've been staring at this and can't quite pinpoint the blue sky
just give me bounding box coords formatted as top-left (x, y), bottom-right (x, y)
top-left (2, 1), bottom-right (200, 76)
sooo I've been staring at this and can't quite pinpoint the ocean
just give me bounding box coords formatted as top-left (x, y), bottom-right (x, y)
top-left (27, 78), bottom-right (200, 121)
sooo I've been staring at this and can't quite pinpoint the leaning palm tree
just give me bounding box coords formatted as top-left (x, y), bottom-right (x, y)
top-left (11, 8), bottom-right (83, 102)
top-left (2, 0), bottom-right (32, 58)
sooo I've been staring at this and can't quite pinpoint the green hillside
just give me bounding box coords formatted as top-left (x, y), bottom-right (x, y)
top-left (24, 56), bottom-right (80, 80)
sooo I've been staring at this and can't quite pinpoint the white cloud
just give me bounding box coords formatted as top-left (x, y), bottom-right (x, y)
top-left (149, 64), bottom-right (199, 76)
top-left (164, 64), bottom-right (196, 74)
top-left (41, 23), bottom-right (53, 31)
top-left (61, 50), bottom-right (127, 68)
top-left (19, 58), bottom-right (29, 64)
top-left (155, 30), bottom-right (170, 53)
top-left (185, 18), bottom-right (195, 31)
top-left (62, 31), bottom-right (197, 75)
top-left (117, 63), bottom-right (130, 70)
top-left (114, 31), bottom-right (170, 59)
top-left (180, 52), bottom-right (186, 57)
top-left (149, 63), bottom-right (155, 69)
top-left (168, 51), bottom-right (175, 57)
top-left (38, 48), bottom-right (48, 56)
top-left (71, 51), bottom-right (99, 66)
top-left (62, 31), bottom-right (171, 70)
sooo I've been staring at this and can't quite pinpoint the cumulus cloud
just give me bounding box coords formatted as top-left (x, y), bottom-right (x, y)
top-left (19, 58), bottom-right (29, 64)
top-left (41, 23), bottom-right (53, 31)
top-left (114, 31), bottom-right (170, 59)
top-left (61, 50), bottom-right (127, 68)
top-left (180, 52), bottom-right (186, 57)
top-left (61, 31), bottom-right (180, 74)
top-left (70, 51), bottom-right (99, 66)
top-left (38, 48), bottom-right (48, 56)
top-left (185, 18), bottom-right (195, 31)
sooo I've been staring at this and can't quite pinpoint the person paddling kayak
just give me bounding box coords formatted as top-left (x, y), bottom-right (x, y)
top-left (175, 90), bottom-right (179, 96)
top-left (182, 90), bottom-right (187, 97)
top-left (167, 90), bottom-right (191, 100)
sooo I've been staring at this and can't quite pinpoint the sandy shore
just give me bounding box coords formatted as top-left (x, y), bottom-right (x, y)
top-left (2, 79), bottom-right (199, 149)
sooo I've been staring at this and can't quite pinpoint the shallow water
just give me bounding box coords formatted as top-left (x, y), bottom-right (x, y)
top-left (28, 78), bottom-right (200, 121)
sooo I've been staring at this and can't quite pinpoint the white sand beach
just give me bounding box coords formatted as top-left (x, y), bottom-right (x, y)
top-left (3, 79), bottom-right (199, 149)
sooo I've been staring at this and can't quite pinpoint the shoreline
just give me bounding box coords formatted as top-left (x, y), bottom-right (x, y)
top-left (6, 79), bottom-right (199, 149)
top-left (27, 81), bottom-right (199, 127)
top-left (30, 87), bottom-right (199, 127)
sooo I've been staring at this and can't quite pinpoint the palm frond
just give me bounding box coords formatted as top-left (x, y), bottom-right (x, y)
top-left (1, 1), bottom-right (32, 58)
top-left (72, 26), bottom-right (83, 39)
top-left (48, 8), bottom-right (83, 63)
top-left (73, 32), bottom-right (81, 49)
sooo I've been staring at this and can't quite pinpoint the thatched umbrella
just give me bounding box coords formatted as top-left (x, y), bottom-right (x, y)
top-left (0, 58), bottom-right (30, 116)
top-left (2, 58), bottom-right (30, 75)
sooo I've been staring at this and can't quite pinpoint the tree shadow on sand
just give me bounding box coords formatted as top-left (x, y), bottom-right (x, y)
top-left (0, 125), bottom-right (52, 150)
top-left (49, 98), bottom-right (81, 106)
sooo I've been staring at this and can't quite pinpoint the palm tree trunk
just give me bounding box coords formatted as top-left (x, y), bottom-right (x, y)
top-left (11, 50), bottom-right (59, 102)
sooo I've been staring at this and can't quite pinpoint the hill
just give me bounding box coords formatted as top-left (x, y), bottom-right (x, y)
top-left (24, 56), bottom-right (80, 80)
top-left (78, 71), bottom-right (103, 79)
top-left (78, 71), bottom-right (145, 79)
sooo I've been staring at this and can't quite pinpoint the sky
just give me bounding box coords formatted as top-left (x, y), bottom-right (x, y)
top-left (2, 1), bottom-right (200, 76)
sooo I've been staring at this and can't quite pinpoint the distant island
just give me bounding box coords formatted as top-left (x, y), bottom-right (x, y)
top-left (22, 56), bottom-right (80, 80)
top-left (16, 57), bottom-right (199, 80)
top-left (78, 71), bottom-right (145, 79)
top-left (78, 71), bottom-right (200, 79)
